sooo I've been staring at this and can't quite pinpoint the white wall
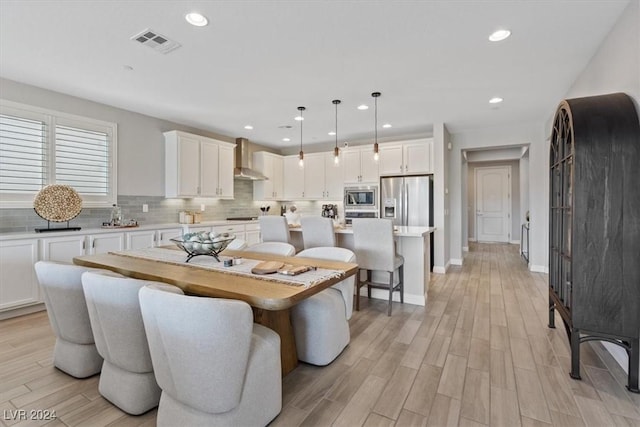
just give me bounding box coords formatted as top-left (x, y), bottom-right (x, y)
top-left (449, 122), bottom-right (548, 270)
top-left (558, 0), bottom-right (640, 378)
top-left (433, 122), bottom-right (451, 272)
top-left (0, 78), bottom-right (276, 197)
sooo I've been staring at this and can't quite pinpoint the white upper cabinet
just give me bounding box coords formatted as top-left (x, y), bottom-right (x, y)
top-left (281, 152), bottom-right (345, 201)
top-left (379, 138), bottom-right (433, 176)
top-left (283, 155), bottom-right (305, 199)
top-left (164, 130), bottom-right (236, 199)
top-left (253, 152), bottom-right (284, 201)
top-left (343, 146), bottom-right (379, 183)
top-left (303, 153), bottom-right (325, 199)
top-left (324, 152), bottom-right (344, 200)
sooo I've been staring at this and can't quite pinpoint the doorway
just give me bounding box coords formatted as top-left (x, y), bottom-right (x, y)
top-left (475, 166), bottom-right (511, 242)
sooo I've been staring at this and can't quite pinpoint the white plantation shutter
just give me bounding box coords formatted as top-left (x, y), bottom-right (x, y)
top-left (0, 114), bottom-right (46, 194)
top-left (0, 101), bottom-right (117, 207)
top-left (55, 123), bottom-right (110, 196)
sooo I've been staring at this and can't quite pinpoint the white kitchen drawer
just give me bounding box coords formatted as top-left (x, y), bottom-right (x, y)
top-left (244, 223), bottom-right (260, 232)
top-left (213, 224), bottom-right (245, 234)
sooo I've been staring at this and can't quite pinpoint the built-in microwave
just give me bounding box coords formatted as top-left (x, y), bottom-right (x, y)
top-left (344, 185), bottom-right (378, 210)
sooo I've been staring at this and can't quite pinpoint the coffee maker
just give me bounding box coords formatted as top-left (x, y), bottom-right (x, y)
top-left (321, 204), bottom-right (337, 219)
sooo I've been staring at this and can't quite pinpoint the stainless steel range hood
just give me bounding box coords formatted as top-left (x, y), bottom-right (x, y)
top-left (234, 138), bottom-right (268, 180)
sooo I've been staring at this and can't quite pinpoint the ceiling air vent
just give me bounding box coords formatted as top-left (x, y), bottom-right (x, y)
top-left (130, 29), bottom-right (181, 54)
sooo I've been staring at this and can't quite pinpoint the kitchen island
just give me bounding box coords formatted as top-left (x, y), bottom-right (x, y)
top-left (289, 226), bottom-right (435, 306)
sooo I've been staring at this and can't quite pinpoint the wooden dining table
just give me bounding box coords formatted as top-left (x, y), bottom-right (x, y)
top-left (73, 248), bottom-right (358, 376)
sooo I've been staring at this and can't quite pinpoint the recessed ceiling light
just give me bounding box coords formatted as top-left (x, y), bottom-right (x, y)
top-left (294, 116), bottom-right (304, 121)
top-left (328, 131), bottom-right (336, 136)
top-left (383, 123), bottom-right (392, 128)
top-left (357, 105), bottom-right (369, 110)
top-left (185, 12), bottom-right (208, 27)
top-left (282, 138), bottom-right (291, 142)
top-left (489, 97), bottom-right (503, 104)
top-left (244, 125), bottom-right (253, 130)
top-left (489, 29), bottom-right (511, 42)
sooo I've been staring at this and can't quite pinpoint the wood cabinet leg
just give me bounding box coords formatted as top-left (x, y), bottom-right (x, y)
top-left (627, 338), bottom-right (639, 393)
top-left (570, 328), bottom-right (582, 380)
top-left (548, 296), bottom-right (555, 328)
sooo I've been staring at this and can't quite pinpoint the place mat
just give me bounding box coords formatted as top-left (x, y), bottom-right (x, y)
top-left (109, 247), bottom-right (344, 288)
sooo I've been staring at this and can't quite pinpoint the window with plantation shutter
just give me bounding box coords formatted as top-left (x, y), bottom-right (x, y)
top-left (0, 101), bottom-right (117, 208)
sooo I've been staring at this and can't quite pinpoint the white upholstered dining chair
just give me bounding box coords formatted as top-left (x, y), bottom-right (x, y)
top-left (300, 216), bottom-right (336, 249)
top-left (292, 247), bottom-right (356, 365)
top-left (259, 215), bottom-right (291, 243)
top-left (352, 218), bottom-right (404, 316)
top-left (138, 284), bottom-right (282, 426)
top-left (245, 241), bottom-right (296, 256)
top-left (82, 271), bottom-right (183, 415)
top-left (34, 261), bottom-right (116, 378)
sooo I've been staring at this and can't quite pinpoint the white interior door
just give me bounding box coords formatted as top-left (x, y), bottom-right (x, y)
top-left (476, 166), bottom-right (510, 242)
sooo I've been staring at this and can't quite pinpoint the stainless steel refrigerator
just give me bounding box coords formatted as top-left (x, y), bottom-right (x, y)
top-left (380, 175), bottom-right (434, 270)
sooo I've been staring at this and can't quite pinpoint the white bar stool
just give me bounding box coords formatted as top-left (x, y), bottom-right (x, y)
top-left (300, 216), bottom-right (336, 249)
top-left (259, 216), bottom-right (291, 243)
top-left (352, 218), bottom-right (404, 316)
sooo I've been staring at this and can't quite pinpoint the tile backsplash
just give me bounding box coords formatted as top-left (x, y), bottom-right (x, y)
top-left (0, 180), bottom-right (345, 233)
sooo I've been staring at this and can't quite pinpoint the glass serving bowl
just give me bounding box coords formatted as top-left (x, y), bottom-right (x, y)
top-left (170, 233), bottom-right (236, 262)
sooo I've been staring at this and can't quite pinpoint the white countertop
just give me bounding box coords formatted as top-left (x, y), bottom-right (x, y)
top-left (0, 219), bottom-right (259, 241)
top-left (289, 225), bottom-right (435, 237)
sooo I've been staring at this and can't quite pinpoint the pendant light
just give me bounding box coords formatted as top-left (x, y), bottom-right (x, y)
top-left (332, 99), bottom-right (341, 165)
top-left (297, 106), bottom-right (306, 168)
top-left (372, 92), bottom-right (381, 162)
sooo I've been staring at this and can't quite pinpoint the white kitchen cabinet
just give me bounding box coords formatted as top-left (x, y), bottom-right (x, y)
top-left (40, 235), bottom-right (86, 263)
top-left (283, 155), bottom-right (305, 199)
top-left (379, 139), bottom-right (433, 175)
top-left (303, 153), bottom-right (325, 199)
top-left (126, 229), bottom-right (157, 249)
top-left (253, 152), bottom-right (284, 200)
top-left (245, 223), bottom-right (261, 245)
top-left (164, 130), bottom-right (236, 199)
top-left (41, 232), bottom-right (125, 262)
top-left (157, 228), bottom-right (183, 246)
top-left (0, 239), bottom-right (39, 311)
top-left (343, 146), bottom-right (379, 184)
top-left (324, 152), bottom-right (344, 200)
top-left (88, 233), bottom-right (124, 255)
top-left (213, 224), bottom-right (245, 237)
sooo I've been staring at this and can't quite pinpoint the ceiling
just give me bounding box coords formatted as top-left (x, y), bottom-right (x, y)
top-left (0, 1), bottom-right (629, 149)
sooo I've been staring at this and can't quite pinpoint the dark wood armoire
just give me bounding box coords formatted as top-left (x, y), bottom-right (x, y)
top-left (548, 92), bottom-right (640, 393)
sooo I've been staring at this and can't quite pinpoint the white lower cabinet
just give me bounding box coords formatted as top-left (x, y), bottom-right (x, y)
top-left (40, 235), bottom-right (86, 263)
top-left (158, 228), bottom-right (183, 246)
top-left (126, 229), bottom-right (157, 249)
top-left (0, 239), bottom-right (39, 311)
top-left (245, 223), bottom-right (261, 245)
top-left (88, 233), bottom-right (124, 255)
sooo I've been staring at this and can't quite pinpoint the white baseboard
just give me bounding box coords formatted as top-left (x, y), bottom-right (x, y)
top-left (0, 302), bottom-right (45, 320)
top-left (462, 246), bottom-right (469, 252)
top-left (602, 342), bottom-right (629, 374)
top-left (450, 258), bottom-right (463, 266)
top-left (529, 264), bottom-right (549, 274)
top-left (468, 238), bottom-right (477, 242)
top-left (433, 265), bottom-right (447, 274)
top-left (510, 240), bottom-right (520, 245)
top-left (358, 288), bottom-right (425, 306)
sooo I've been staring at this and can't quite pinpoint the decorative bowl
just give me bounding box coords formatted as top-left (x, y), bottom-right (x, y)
top-left (171, 232), bottom-right (236, 262)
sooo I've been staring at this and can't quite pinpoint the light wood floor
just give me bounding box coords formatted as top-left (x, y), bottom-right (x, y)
top-left (1, 243), bottom-right (639, 426)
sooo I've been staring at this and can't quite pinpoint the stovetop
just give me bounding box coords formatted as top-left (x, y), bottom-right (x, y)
top-left (226, 217), bottom-right (258, 221)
